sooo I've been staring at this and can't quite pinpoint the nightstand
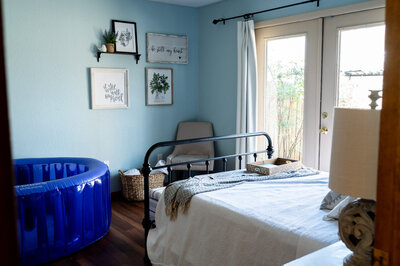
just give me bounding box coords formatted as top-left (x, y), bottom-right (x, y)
top-left (284, 241), bottom-right (351, 266)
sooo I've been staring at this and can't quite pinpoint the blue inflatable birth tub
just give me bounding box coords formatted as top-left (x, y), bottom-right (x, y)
top-left (14, 157), bottom-right (111, 265)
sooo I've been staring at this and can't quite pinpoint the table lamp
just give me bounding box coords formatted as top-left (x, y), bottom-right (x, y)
top-left (329, 107), bottom-right (381, 266)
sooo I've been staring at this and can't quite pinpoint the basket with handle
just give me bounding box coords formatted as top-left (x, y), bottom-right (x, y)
top-left (119, 170), bottom-right (165, 201)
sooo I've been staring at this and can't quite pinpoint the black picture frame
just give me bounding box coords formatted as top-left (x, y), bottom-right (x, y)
top-left (112, 20), bottom-right (138, 54)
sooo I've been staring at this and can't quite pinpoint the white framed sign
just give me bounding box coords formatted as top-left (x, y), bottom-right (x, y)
top-left (90, 68), bottom-right (129, 109)
top-left (146, 33), bottom-right (188, 64)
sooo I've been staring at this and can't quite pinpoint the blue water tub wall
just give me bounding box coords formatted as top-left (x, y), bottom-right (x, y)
top-left (14, 157), bottom-right (111, 265)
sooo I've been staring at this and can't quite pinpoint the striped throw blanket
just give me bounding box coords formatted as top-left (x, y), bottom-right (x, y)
top-left (164, 168), bottom-right (318, 220)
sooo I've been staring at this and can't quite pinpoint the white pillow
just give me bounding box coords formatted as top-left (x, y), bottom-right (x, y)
top-left (323, 196), bottom-right (357, 221)
top-left (320, 190), bottom-right (347, 210)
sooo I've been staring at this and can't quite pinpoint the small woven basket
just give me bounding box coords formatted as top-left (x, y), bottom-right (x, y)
top-left (119, 170), bottom-right (165, 201)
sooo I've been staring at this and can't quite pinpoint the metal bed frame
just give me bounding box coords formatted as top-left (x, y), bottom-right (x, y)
top-left (141, 132), bottom-right (274, 261)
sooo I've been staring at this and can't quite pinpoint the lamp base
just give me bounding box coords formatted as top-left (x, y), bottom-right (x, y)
top-left (338, 199), bottom-right (376, 266)
top-left (343, 251), bottom-right (371, 266)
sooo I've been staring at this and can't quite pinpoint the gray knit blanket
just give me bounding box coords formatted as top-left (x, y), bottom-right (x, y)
top-left (164, 168), bottom-right (319, 220)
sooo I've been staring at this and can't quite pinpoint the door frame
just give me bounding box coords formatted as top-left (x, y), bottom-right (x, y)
top-left (374, 1), bottom-right (400, 264)
top-left (255, 18), bottom-right (322, 168)
top-left (0, 0), bottom-right (19, 264)
top-left (255, 0), bottom-right (385, 29)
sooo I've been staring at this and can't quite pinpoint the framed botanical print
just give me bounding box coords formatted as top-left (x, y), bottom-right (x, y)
top-left (146, 67), bottom-right (173, 106)
top-left (90, 68), bottom-right (129, 109)
top-left (112, 20), bottom-right (138, 54)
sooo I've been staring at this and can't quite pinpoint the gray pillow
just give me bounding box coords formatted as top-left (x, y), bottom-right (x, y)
top-left (320, 190), bottom-right (347, 210)
top-left (323, 196), bottom-right (357, 221)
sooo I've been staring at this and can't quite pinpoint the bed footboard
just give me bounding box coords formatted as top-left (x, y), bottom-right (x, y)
top-left (142, 132), bottom-right (273, 262)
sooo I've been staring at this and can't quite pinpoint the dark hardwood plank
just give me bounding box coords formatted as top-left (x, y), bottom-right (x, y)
top-left (45, 197), bottom-right (151, 266)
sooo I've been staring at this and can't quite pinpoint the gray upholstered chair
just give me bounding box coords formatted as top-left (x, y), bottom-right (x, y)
top-left (166, 122), bottom-right (214, 171)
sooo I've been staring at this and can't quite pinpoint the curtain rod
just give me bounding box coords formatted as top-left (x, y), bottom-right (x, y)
top-left (212, 0), bottom-right (320, 25)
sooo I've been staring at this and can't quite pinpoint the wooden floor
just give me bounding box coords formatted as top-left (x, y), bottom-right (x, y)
top-left (46, 195), bottom-right (151, 266)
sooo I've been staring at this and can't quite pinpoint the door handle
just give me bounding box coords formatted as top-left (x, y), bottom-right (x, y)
top-left (319, 127), bottom-right (328, 134)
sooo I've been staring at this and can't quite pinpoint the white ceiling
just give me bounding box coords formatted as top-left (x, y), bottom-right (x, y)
top-left (149, 0), bottom-right (223, 8)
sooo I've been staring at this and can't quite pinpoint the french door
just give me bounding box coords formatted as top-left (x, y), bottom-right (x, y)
top-left (256, 8), bottom-right (385, 170)
top-left (319, 8), bottom-right (385, 171)
top-left (256, 19), bottom-right (322, 169)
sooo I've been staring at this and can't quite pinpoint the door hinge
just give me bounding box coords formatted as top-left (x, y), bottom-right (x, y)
top-left (373, 248), bottom-right (389, 266)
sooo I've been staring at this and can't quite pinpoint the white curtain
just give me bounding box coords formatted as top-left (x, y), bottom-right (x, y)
top-left (236, 20), bottom-right (258, 169)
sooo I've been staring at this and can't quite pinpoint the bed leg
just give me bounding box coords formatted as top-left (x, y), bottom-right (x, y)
top-left (142, 163), bottom-right (152, 263)
top-left (142, 219), bottom-right (151, 263)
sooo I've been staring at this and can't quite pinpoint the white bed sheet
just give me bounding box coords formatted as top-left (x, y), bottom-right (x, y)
top-left (147, 171), bottom-right (339, 266)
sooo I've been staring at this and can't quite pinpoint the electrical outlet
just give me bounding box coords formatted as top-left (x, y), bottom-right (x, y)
top-left (103, 160), bottom-right (110, 168)
top-left (157, 154), bottom-right (163, 161)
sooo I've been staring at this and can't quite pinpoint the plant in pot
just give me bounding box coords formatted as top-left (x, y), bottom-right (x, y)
top-left (150, 73), bottom-right (170, 99)
top-left (103, 30), bottom-right (119, 53)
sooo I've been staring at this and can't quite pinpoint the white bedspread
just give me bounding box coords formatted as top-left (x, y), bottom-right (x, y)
top-left (147, 171), bottom-right (339, 266)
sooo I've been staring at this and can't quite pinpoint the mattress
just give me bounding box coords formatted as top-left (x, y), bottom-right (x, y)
top-left (147, 170), bottom-right (339, 266)
top-left (149, 187), bottom-right (164, 221)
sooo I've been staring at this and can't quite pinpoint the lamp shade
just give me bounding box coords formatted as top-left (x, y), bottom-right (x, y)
top-left (328, 108), bottom-right (380, 200)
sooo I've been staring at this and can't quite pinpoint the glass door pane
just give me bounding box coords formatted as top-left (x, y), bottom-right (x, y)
top-left (338, 24), bottom-right (385, 109)
top-left (264, 36), bottom-right (306, 160)
top-left (320, 8), bottom-right (385, 171)
top-left (256, 19), bottom-right (321, 168)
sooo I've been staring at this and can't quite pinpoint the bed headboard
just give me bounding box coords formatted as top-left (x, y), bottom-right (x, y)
top-left (141, 131), bottom-right (273, 261)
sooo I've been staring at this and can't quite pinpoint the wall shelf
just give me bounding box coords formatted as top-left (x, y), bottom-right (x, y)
top-left (97, 52), bottom-right (141, 64)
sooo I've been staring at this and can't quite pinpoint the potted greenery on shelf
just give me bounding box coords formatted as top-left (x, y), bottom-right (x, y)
top-left (103, 30), bottom-right (119, 53)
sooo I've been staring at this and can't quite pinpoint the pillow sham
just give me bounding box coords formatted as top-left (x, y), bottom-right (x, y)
top-left (320, 190), bottom-right (347, 210)
top-left (323, 196), bottom-right (357, 221)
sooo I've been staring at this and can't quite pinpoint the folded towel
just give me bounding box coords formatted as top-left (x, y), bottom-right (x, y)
top-left (123, 160), bottom-right (168, 176)
top-left (124, 168), bottom-right (141, 176)
top-left (151, 160), bottom-right (169, 175)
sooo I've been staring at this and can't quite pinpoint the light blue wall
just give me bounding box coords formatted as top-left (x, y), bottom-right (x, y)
top-left (3, 0), bottom-right (199, 191)
top-left (3, 0), bottom-right (378, 190)
top-left (198, 0), bottom-right (376, 165)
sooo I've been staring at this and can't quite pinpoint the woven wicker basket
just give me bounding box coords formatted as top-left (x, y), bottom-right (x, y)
top-left (119, 170), bottom-right (165, 201)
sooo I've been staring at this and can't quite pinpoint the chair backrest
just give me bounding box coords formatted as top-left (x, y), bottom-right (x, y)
top-left (172, 122), bottom-right (214, 156)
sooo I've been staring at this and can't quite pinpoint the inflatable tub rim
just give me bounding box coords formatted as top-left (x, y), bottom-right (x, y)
top-left (14, 157), bottom-right (109, 197)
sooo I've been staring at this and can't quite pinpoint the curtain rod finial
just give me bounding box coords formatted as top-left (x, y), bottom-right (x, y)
top-left (213, 19), bottom-right (219, 24)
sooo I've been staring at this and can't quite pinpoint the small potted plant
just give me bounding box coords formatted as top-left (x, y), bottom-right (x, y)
top-left (103, 29), bottom-right (119, 53)
top-left (150, 73), bottom-right (170, 99)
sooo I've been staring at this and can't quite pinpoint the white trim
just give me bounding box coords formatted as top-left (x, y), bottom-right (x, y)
top-left (255, 0), bottom-right (385, 29)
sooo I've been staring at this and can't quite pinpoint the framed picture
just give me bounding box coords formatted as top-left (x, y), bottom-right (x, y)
top-left (146, 33), bottom-right (188, 64)
top-left (146, 67), bottom-right (173, 106)
top-left (112, 20), bottom-right (138, 54)
top-left (90, 68), bottom-right (129, 109)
